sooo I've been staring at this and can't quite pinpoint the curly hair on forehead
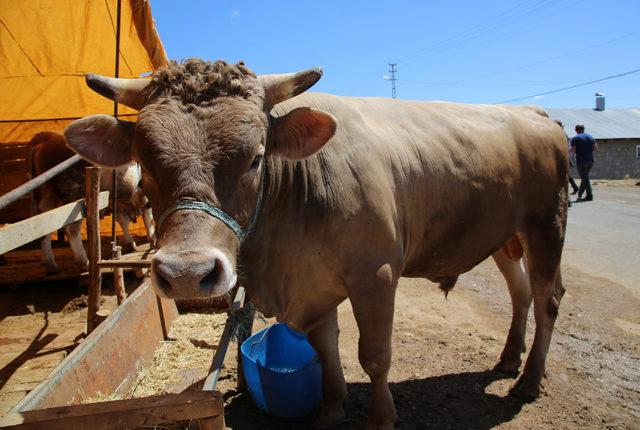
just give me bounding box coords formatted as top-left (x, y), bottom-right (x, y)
top-left (145, 59), bottom-right (264, 105)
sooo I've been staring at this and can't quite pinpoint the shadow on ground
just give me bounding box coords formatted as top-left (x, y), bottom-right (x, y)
top-left (224, 370), bottom-right (525, 429)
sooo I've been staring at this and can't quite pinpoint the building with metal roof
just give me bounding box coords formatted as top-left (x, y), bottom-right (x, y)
top-left (547, 108), bottom-right (640, 140)
top-left (545, 98), bottom-right (640, 179)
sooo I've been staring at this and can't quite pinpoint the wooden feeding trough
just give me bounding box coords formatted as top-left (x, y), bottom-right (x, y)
top-left (0, 280), bottom-right (254, 430)
top-left (0, 158), bottom-right (254, 428)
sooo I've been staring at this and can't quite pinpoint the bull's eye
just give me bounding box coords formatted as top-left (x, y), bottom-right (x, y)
top-left (250, 154), bottom-right (263, 171)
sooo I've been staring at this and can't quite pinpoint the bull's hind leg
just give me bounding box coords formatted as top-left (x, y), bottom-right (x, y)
top-left (41, 233), bottom-right (60, 273)
top-left (493, 250), bottom-right (532, 374)
top-left (350, 263), bottom-right (398, 430)
top-left (511, 209), bottom-right (566, 398)
top-left (309, 308), bottom-right (347, 429)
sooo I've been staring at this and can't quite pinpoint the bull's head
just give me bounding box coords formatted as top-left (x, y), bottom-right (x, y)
top-left (64, 60), bottom-right (336, 299)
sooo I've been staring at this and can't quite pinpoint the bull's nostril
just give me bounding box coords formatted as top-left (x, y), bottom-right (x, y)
top-left (199, 259), bottom-right (222, 291)
top-left (153, 260), bottom-right (173, 293)
top-left (157, 272), bottom-right (172, 292)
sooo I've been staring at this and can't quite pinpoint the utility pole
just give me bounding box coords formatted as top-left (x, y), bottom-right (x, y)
top-left (387, 63), bottom-right (397, 99)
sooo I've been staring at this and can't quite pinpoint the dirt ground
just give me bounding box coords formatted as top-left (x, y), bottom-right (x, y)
top-left (0, 280), bottom-right (118, 415)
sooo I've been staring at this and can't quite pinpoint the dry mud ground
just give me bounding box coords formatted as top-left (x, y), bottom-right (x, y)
top-left (217, 261), bottom-right (640, 430)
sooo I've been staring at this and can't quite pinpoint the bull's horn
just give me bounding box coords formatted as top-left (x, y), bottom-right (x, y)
top-left (259, 67), bottom-right (323, 109)
top-left (86, 74), bottom-right (152, 111)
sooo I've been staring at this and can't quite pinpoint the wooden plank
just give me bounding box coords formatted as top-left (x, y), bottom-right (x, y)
top-left (111, 246), bottom-right (126, 305)
top-left (0, 391), bottom-right (223, 430)
top-left (0, 144), bottom-right (27, 162)
top-left (97, 243), bottom-right (155, 269)
top-left (97, 259), bottom-right (152, 268)
top-left (0, 161), bottom-right (28, 192)
top-left (202, 286), bottom-right (247, 392)
top-left (236, 304), bottom-right (255, 392)
top-left (11, 280), bottom-right (178, 412)
top-left (198, 414), bottom-right (225, 430)
top-left (0, 192), bottom-right (109, 255)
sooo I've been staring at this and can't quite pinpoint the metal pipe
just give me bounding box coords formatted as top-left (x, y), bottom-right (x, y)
top-left (111, 0), bottom-right (122, 248)
top-left (0, 154), bottom-right (81, 212)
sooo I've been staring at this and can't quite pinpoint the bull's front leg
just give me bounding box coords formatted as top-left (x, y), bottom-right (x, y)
top-left (141, 205), bottom-right (156, 248)
top-left (350, 264), bottom-right (398, 430)
top-left (308, 308), bottom-right (347, 429)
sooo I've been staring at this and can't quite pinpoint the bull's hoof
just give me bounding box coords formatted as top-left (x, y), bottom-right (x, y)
top-left (494, 357), bottom-right (522, 375)
top-left (509, 374), bottom-right (541, 400)
top-left (44, 263), bottom-right (61, 274)
top-left (75, 259), bottom-right (89, 272)
top-left (123, 242), bottom-right (138, 253)
top-left (312, 401), bottom-right (345, 429)
top-left (365, 420), bottom-right (395, 430)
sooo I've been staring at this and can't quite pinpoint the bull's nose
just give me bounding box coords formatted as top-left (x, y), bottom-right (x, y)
top-left (151, 249), bottom-right (236, 298)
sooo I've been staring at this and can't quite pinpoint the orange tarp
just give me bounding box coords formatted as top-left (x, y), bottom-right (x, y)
top-left (0, 0), bottom-right (167, 143)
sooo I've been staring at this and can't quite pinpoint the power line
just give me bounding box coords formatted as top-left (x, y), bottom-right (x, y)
top-left (496, 68), bottom-right (640, 104)
top-left (401, 29), bottom-right (640, 88)
top-left (472, 30), bottom-right (640, 81)
top-left (400, 0), bottom-right (561, 67)
top-left (396, 0), bottom-right (541, 64)
top-left (400, 0), bottom-right (584, 72)
top-left (402, 77), bottom-right (596, 88)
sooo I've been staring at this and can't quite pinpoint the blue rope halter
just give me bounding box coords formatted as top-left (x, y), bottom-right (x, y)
top-left (155, 163), bottom-right (268, 244)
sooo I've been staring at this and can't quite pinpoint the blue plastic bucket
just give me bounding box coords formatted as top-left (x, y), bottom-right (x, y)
top-left (240, 323), bottom-right (322, 417)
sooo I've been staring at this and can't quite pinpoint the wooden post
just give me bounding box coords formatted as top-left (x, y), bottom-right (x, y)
top-left (86, 167), bottom-right (102, 334)
top-left (95, 310), bottom-right (111, 326)
top-left (111, 244), bottom-right (126, 305)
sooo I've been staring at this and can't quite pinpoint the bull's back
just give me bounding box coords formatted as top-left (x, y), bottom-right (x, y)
top-left (27, 132), bottom-right (87, 209)
top-left (276, 94), bottom-right (567, 279)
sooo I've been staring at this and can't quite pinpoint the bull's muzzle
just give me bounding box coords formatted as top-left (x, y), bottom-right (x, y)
top-left (151, 248), bottom-right (237, 298)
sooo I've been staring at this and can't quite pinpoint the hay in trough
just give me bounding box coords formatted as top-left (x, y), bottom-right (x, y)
top-left (84, 312), bottom-right (227, 402)
top-left (128, 312), bottom-right (227, 398)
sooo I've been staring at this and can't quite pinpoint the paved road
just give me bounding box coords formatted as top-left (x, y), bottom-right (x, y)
top-left (563, 184), bottom-right (640, 295)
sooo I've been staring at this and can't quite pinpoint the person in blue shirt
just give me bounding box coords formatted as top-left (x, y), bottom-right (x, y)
top-left (570, 124), bottom-right (597, 201)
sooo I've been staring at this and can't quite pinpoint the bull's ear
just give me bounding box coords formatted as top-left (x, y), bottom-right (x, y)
top-left (64, 114), bottom-right (134, 167)
top-left (269, 107), bottom-right (337, 160)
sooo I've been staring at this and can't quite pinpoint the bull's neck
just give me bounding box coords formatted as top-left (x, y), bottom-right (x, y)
top-left (244, 155), bottom-right (326, 248)
top-left (239, 154), bottom-right (330, 316)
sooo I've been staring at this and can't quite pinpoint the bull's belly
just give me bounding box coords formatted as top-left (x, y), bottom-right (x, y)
top-left (400, 236), bottom-right (506, 281)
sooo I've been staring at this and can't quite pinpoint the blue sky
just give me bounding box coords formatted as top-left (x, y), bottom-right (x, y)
top-left (150, 0), bottom-right (639, 108)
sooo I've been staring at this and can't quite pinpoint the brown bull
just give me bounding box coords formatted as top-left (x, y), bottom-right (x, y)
top-left (27, 132), bottom-right (155, 273)
top-left (64, 60), bottom-right (567, 429)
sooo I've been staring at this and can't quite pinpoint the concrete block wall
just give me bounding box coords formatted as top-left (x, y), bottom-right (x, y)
top-left (587, 139), bottom-right (640, 179)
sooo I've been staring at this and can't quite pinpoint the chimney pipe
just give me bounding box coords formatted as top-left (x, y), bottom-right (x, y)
top-left (595, 92), bottom-right (605, 111)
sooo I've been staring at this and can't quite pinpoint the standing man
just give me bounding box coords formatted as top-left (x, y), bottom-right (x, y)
top-left (571, 124), bottom-right (597, 201)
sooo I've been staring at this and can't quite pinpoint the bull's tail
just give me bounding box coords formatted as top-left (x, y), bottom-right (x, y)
top-left (438, 276), bottom-right (458, 298)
